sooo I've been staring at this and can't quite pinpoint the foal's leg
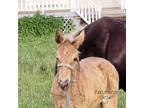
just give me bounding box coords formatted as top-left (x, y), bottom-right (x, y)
top-left (101, 62), bottom-right (119, 108)
top-left (95, 103), bottom-right (102, 108)
top-left (102, 78), bottom-right (119, 108)
top-left (53, 96), bottom-right (66, 108)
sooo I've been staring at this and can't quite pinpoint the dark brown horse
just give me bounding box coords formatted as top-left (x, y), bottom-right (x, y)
top-left (77, 17), bottom-right (126, 91)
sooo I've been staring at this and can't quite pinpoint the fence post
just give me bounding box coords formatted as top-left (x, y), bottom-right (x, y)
top-left (121, 0), bottom-right (126, 9)
top-left (20, 0), bottom-right (23, 11)
top-left (98, 0), bottom-right (101, 18)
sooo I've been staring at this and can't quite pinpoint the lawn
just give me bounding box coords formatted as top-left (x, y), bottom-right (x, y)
top-left (18, 35), bottom-right (126, 108)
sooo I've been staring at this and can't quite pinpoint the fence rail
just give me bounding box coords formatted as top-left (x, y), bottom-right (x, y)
top-left (72, 0), bottom-right (101, 24)
top-left (18, 0), bottom-right (71, 12)
top-left (18, 0), bottom-right (101, 24)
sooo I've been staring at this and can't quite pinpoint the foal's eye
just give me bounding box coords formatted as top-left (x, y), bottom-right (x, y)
top-left (56, 57), bottom-right (59, 61)
top-left (56, 57), bottom-right (61, 63)
top-left (74, 58), bottom-right (77, 61)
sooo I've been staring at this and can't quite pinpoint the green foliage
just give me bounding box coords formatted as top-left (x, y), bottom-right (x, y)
top-left (118, 89), bottom-right (126, 108)
top-left (18, 12), bottom-right (64, 38)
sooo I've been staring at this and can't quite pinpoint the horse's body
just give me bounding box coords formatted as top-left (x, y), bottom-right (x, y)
top-left (51, 30), bottom-right (119, 108)
top-left (77, 17), bottom-right (126, 90)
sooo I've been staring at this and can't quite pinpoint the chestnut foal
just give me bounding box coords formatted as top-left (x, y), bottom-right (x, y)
top-left (51, 30), bottom-right (119, 108)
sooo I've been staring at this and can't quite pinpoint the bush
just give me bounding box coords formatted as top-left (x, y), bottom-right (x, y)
top-left (18, 12), bottom-right (74, 38)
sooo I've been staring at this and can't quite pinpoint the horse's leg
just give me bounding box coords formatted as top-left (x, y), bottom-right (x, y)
top-left (53, 96), bottom-right (66, 108)
top-left (102, 80), bottom-right (119, 108)
top-left (54, 101), bottom-right (64, 108)
top-left (95, 103), bottom-right (102, 108)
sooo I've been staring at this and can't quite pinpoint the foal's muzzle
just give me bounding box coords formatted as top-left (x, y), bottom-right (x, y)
top-left (57, 63), bottom-right (73, 91)
top-left (58, 79), bottom-right (69, 91)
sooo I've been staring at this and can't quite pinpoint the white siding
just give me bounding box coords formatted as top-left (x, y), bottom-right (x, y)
top-left (92, 0), bottom-right (121, 8)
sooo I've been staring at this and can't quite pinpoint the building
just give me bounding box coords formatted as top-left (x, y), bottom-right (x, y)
top-left (18, 0), bottom-right (126, 29)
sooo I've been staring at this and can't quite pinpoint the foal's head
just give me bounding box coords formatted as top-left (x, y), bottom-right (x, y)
top-left (55, 30), bottom-right (84, 91)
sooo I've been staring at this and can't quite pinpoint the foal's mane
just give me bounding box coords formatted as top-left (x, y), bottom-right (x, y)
top-left (64, 29), bottom-right (83, 43)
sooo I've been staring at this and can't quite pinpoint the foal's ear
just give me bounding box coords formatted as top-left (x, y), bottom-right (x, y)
top-left (55, 30), bottom-right (63, 44)
top-left (72, 30), bottom-right (85, 48)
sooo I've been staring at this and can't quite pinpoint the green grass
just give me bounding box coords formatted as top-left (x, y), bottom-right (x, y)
top-left (18, 35), bottom-right (56, 108)
top-left (18, 35), bottom-right (126, 108)
top-left (118, 89), bottom-right (126, 108)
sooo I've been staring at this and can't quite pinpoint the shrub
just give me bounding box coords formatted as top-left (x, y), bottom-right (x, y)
top-left (18, 12), bottom-right (74, 38)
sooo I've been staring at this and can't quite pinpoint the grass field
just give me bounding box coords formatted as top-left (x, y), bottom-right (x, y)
top-left (18, 35), bottom-right (126, 108)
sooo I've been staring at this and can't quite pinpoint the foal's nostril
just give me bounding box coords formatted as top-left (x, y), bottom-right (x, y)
top-left (58, 80), bottom-right (69, 90)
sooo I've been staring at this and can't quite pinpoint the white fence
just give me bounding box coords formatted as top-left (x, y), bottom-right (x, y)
top-left (72, 0), bottom-right (101, 23)
top-left (121, 0), bottom-right (126, 9)
top-left (18, 0), bottom-right (101, 24)
top-left (18, 0), bottom-right (72, 12)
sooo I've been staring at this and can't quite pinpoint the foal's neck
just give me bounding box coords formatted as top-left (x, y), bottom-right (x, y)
top-left (71, 61), bottom-right (80, 82)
